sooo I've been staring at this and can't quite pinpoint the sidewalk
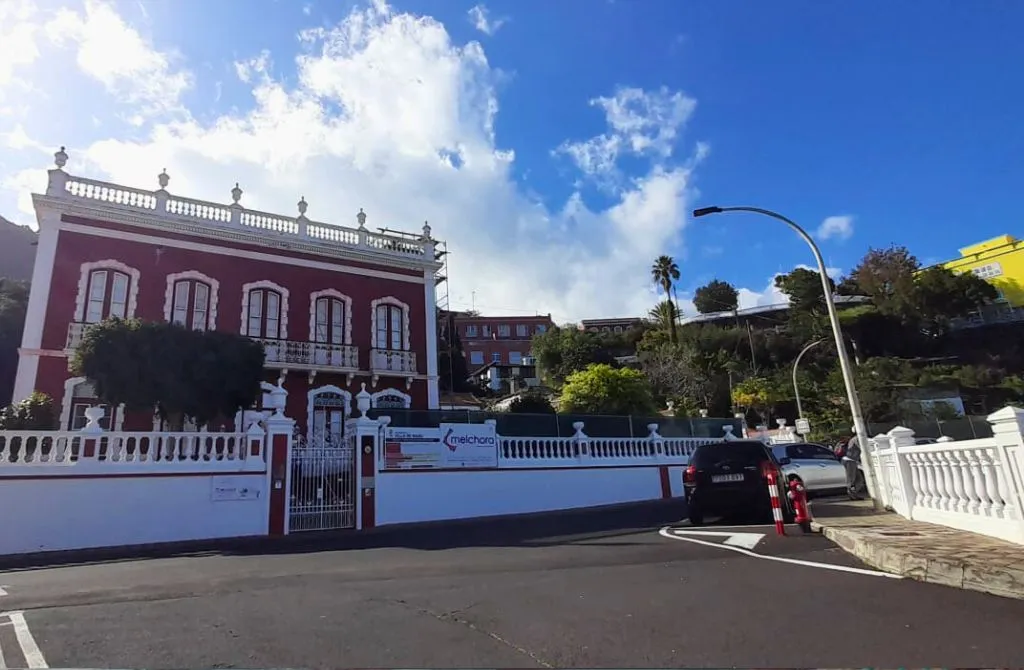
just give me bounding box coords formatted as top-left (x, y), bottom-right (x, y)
top-left (810, 499), bottom-right (1024, 600)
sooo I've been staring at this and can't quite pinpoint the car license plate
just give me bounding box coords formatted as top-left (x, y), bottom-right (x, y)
top-left (711, 474), bottom-right (744, 483)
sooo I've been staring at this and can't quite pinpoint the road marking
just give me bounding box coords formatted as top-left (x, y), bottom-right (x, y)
top-left (662, 529), bottom-right (766, 550)
top-left (0, 587), bottom-right (7, 597)
top-left (1, 612), bottom-right (48, 669)
top-left (658, 527), bottom-right (903, 579)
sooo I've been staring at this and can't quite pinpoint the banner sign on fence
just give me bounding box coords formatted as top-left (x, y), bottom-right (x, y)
top-left (384, 423), bottom-right (498, 470)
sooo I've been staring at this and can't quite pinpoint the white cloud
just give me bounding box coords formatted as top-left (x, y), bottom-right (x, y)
top-left (1, 0), bottom-right (785, 323)
top-left (817, 214), bottom-right (854, 241)
top-left (0, 0), bottom-right (41, 100)
top-left (556, 86), bottom-right (698, 181)
top-left (45, 0), bottom-right (192, 115)
top-left (467, 4), bottom-right (506, 36)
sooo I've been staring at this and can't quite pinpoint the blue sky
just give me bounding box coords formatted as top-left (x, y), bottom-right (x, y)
top-left (1, 0), bottom-right (1022, 322)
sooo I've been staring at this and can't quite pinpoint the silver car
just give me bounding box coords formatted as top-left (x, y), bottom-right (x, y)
top-left (770, 442), bottom-right (848, 495)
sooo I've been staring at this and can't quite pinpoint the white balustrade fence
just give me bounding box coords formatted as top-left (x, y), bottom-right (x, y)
top-left (496, 422), bottom-right (732, 468)
top-left (868, 406), bottom-right (1024, 544)
top-left (46, 153), bottom-right (435, 261)
top-left (0, 425), bottom-right (266, 476)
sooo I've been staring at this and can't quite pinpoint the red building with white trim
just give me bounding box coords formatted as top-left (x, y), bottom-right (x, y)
top-left (15, 147), bottom-right (442, 439)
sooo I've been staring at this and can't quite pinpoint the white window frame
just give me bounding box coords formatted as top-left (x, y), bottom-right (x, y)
top-left (972, 263), bottom-right (1003, 279)
top-left (509, 351), bottom-right (523, 364)
top-left (535, 325), bottom-right (547, 334)
top-left (240, 280), bottom-right (290, 339)
top-left (306, 384), bottom-right (353, 438)
top-left (465, 325), bottom-right (478, 338)
top-left (308, 289), bottom-right (353, 345)
top-left (60, 376), bottom-right (125, 432)
top-left (481, 325), bottom-right (492, 337)
top-left (370, 296), bottom-right (411, 350)
top-left (498, 324), bottom-right (511, 337)
top-left (470, 351), bottom-right (484, 365)
top-left (370, 388), bottom-right (412, 409)
top-left (73, 260), bottom-right (141, 323)
top-left (163, 271), bottom-right (220, 330)
top-left (515, 324), bottom-right (528, 337)
top-left (491, 352), bottom-right (502, 364)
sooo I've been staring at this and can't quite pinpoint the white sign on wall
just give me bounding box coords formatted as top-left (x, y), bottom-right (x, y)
top-left (384, 423), bottom-right (498, 470)
top-left (211, 477), bottom-right (263, 502)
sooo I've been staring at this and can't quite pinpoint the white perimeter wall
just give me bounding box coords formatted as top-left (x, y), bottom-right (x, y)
top-left (0, 473), bottom-right (268, 555)
top-left (376, 465), bottom-right (688, 526)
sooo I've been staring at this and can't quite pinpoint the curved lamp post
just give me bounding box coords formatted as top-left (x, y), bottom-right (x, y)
top-left (692, 205), bottom-right (878, 501)
top-left (793, 338), bottom-right (826, 422)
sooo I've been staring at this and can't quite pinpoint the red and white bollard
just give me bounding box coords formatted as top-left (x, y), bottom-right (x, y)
top-left (764, 466), bottom-right (786, 536)
top-left (788, 478), bottom-right (813, 533)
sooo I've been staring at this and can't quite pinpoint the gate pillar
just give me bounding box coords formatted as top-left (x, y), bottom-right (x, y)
top-left (353, 383), bottom-right (382, 530)
top-left (266, 411), bottom-right (296, 536)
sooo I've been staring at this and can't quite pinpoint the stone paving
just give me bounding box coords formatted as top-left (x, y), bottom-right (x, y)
top-left (810, 498), bottom-right (1024, 600)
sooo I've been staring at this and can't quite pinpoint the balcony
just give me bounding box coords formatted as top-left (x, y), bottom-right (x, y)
top-left (256, 339), bottom-right (359, 372)
top-left (370, 348), bottom-right (417, 376)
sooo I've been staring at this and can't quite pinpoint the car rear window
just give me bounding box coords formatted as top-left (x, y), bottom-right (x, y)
top-left (692, 441), bottom-right (769, 467)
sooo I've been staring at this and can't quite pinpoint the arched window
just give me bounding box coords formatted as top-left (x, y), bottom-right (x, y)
top-left (309, 290), bottom-right (352, 345)
top-left (164, 271), bottom-right (219, 331)
top-left (241, 281), bottom-right (289, 340)
top-left (74, 261), bottom-right (140, 323)
top-left (371, 297), bottom-right (410, 350)
top-left (371, 388), bottom-right (411, 409)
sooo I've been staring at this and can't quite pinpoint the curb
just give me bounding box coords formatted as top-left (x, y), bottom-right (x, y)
top-left (811, 521), bottom-right (1024, 600)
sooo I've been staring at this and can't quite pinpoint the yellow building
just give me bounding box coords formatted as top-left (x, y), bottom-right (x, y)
top-left (941, 234), bottom-right (1024, 307)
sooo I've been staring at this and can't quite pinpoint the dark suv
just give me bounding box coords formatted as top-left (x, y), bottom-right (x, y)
top-left (683, 440), bottom-right (794, 526)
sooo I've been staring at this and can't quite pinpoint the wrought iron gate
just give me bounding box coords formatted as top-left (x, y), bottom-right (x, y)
top-left (288, 424), bottom-right (357, 532)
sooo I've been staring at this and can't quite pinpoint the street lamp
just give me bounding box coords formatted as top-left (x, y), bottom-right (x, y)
top-left (792, 338), bottom-right (825, 424)
top-left (692, 205), bottom-right (878, 501)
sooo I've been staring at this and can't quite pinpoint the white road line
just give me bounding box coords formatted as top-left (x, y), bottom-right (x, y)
top-left (0, 587), bottom-right (7, 597)
top-left (0, 624), bottom-right (7, 670)
top-left (4, 612), bottom-right (48, 669)
top-left (658, 527), bottom-right (903, 579)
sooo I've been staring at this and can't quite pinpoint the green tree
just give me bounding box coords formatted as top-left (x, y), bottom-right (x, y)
top-left (72, 319), bottom-right (265, 428)
top-left (560, 364), bottom-right (657, 415)
top-left (849, 245), bottom-right (920, 318)
top-left (693, 279), bottom-right (739, 314)
top-left (438, 313), bottom-right (471, 393)
top-left (651, 255), bottom-right (680, 343)
top-left (913, 266), bottom-right (997, 335)
top-left (0, 279), bottom-right (29, 407)
top-left (774, 268), bottom-right (834, 314)
top-left (730, 376), bottom-right (781, 425)
top-left (508, 393), bottom-right (556, 414)
top-left (647, 300), bottom-right (680, 331)
top-left (531, 326), bottom-right (614, 387)
top-left (640, 342), bottom-right (719, 413)
top-left (0, 391), bottom-right (57, 430)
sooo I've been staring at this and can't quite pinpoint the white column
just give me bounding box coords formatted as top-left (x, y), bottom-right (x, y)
top-left (987, 406), bottom-right (1024, 529)
top-left (423, 268), bottom-right (440, 409)
top-left (13, 211), bottom-right (61, 403)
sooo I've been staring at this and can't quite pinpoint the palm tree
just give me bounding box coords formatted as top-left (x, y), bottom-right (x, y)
top-left (647, 300), bottom-right (679, 331)
top-left (651, 255), bottom-right (680, 342)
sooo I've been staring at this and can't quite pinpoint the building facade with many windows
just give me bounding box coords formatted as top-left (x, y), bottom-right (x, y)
top-left (450, 312), bottom-right (553, 368)
top-left (16, 148), bottom-right (442, 437)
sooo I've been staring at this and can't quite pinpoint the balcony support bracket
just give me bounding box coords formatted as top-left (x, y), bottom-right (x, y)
top-left (405, 377), bottom-right (413, 390)
top-left (307, 370), bottom-right (317, 385)
top-left (371, 374), bottom-right (380, 389)
top-left (346, 372), bottom-right (355, 387)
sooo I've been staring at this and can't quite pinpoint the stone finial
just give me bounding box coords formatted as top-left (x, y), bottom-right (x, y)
top-left (231, 182), bottom-right (243, 205)
top-left (422, 220), bottom-right (432, 240)
top-left (722, 424), bottom-right (736, 441)
top-left (54, 146), bottom-right (68, 169)
top-left (699, 409), bottom-right (708, 418)
top-left (356, 381), bottom-right (372, 417)
top-left (356, 208), bottom-right (367, 230)
top-left (297, 196), bottom-right (308, 216)
top-left (157, 168), bottom-right (170, 190)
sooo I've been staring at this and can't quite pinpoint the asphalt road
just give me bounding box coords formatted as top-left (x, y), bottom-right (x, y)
top-left (2, 501), bottom-right (1023, 668)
